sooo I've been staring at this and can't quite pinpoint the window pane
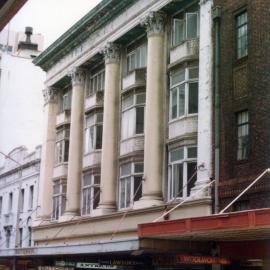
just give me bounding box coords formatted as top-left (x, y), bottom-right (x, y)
top-left (134, 163), bottom-right (144, 173)
top-left (236, 12), bottom-right (248, 59)
top-left (173, 163), bottom-right (183, 198)
top-left (173, 19), bottom-right (185, 46)
top-left (171, 88), bottom-right (178, 119)
top-left (188, 82), bottom-right (198, 114)
top-left (187, 162), bottom-right (197, 196)
top-left (122, 95), bottom-right (134, 110)
top-left (189, 67), bottom-right (199, 79)
top-left (134, 176), bottom-right (142, 202)
top-left (126, 178), bottom-right (131, 207)
top-left (128, 52), bottom-right (135, 71)
top-left (140, 45), bottom-right (147, 68)
top-left (136, 107), bottom-right (144, 134)
top-left (188, 147), bottom-right (197, 158)
top-left (179, 84), bottom-right (185, 116)
top-left (120, 180), bottom-right (126, 209)
top-left (94, 175), bottom-right (100, 185)
top-left (186, 13), bottom-right (198, 39)
top-left (136, 93), bottom-right (146, 105)
top-left (83, 174), bottom-right (91, 186)
top-left (237, 111), bottom-right (249, 160)
top-left (64, 140), bottom-right (69, 161)
top-left (121, 163), bottom-right (132, 176)
top-left (170, 148), bottom-right (184, 162)
top-left (93, 187), bottom-right (100, 209)
top-left (171, 68), bottom-right (185, 86)
top-left (96, 125), bottom-right (103, 149)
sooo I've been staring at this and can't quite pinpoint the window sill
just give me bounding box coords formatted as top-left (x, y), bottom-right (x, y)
top-left (54, 162), bottom-right (68, 168)
top-left (170, 37), bottom-right (199, 50)
top-left (169, 113), bottom-right (198, 124)
top-left (84, 149), bottom-right (102, 156)
top-left (120, 134), bottom-right (144, 143)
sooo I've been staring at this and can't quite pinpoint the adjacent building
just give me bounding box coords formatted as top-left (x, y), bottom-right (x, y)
top-left (0, 27), bottom-right (45, 165)
top-left (0, 146), bottom-right (40, 269)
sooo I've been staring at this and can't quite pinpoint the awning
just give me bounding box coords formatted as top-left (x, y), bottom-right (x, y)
top-left (138, 208), bottom-right (270, 242)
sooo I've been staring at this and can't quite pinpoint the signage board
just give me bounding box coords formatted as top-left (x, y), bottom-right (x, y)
top-left (39, 267), bottom-right (74, 270)
top-left (178, 255), bottom-right (231, 265)
top-left (76, 262), bottom-right (117, 269)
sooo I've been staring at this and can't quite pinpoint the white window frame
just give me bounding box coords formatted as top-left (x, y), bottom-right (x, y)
top-left (127, 44), bottom-right (147, 72)
top-left (52, 179), bottom-right (66, 220)
top-left (88, 69), bottom-right (105, 96)
top-left (121, 92), bottom-right (145, 140)
top-left (55, 127), bottom-right (70, 165)
top-left (85, 112), bottom-right (103, 153)
top-left (119, 162), bottom-right (143, 209)
top-left (81, 173), bottom-right (100, 215)
top-left (168, 146), bottom-right (197, 200)
top-left (236, 11), bottom-right (248, 59)
top-left (172, 12), bottom-right (199, 46)
top-left (170, 66), bottom-right (199, 120)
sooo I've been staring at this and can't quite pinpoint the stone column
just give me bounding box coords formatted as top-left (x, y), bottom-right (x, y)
top-left (135, 12), bottom-right (166, 208)
top-left (97, 43), bottom-right (120, 215)
top-left (192, 0), bottom-right (213, 197)
top-left (36, 87), bottom-right (57, 222)
top-left (63, 67), bottom-right (86, 218)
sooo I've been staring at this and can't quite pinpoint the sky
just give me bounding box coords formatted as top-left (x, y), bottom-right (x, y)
top-left (4, 0), bottom-right (102, 49)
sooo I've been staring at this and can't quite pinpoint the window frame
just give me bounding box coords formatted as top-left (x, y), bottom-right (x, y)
top-left (168, 146), bottom-right (197, 200)
top-left (236, 110), bottom-right (249, 160)
top-left (127, 44), bottom-right (147, 72)
top-left (81, 173), bottom-right (100, 215)
top-left (87, 69), bottom-right (105, 96)
top-left (169, 66), bottom-right (199, 121)
top-left (119, 162), bottom-right (143, 210)
top-left (121, 92), bottom-right (146, 140)
top-left (55, 127), bottom-right (70, 165)
top-left (52, 179), bottom-right (66, 220)
top-left (236, 11), bottom-right (248, 59)
top-left (84, 112), bottom-right (103, 154)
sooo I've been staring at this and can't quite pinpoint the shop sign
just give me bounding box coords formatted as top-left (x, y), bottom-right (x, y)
top-left (16, 248), bottom-right (36, 255)
top-left (38, 267), bottom-right (74, 270)
top-left (178, 255), bottom-right (231, 265)
top-left (76, 263), bottom-right (117, 269)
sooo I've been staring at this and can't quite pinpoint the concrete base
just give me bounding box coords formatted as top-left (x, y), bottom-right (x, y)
top-left (60, 211), bottom-right (80, 222)
top-left (32, 217), bottom-right (51, 227)
top-left (95, 204), bottom-right (116, 216)
top-left (133, 196), bottom-right (164, 209)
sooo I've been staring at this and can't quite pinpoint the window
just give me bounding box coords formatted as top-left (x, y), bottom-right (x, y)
top-left (28, 227), bottom-right (32, 247)
top-left (172, 12), bottom-right (199, 46)
top-left (52, 180), bottom-right (66, 220)
top-left (168, 146), bottom-right (197, 200)
top-left (18, 228), bottom-right (23, 248)
top-left (170, 66), bottom-right (199, 120)
top-left (19, 189), bottom-right (24, 212)
top-left (5, 227), bottom-right (11, 248)
top-left (237, 111), bottom-right (249, 160)
top-left (127, 44), bottom-right (147, 72)
top-left (121, 92), bottom-right (145, 140)
top-left (55, 127), bottom-right (70, 164)
top-left (0, 196), bottom-right (2, 214)
top-left (81, 174), bottom-right (100, 215)
top-left (88, 70), bottom-right (105, 96)
top-left (119, 163), bottom-right (143, 209)
top-left (85, 113), bottom-right (103, 153)
top-left (8, 192), bottom-right (13, 212)
top-left (28, 185), bottom-right (34, 209)
top-left (236, 11), bottom-right (248, 59)
top-left (58, 89), bottom-right (71, 113)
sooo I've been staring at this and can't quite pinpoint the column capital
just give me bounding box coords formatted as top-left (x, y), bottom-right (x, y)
top-left (69, 67), bottom-right (86, 86)
top-left (101, 42), bottom-right (121, 64)
top-left (42, 87), bottom-right (57, 105)
top-left (141, 11), bottom-right (166, 37)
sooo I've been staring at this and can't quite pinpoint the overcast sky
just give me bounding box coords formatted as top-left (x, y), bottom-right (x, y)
top-left (5, 0), bottom-right (102, 49)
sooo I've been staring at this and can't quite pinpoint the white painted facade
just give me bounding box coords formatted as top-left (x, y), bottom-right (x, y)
top-left (0, 29), bottom-right (45, 165)
top-left (0, 146), bottom-right (41, 249)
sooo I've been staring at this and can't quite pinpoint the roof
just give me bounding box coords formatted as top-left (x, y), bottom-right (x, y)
top-left (33, 0), bottom-right (136, 71)
top-left (138, 208), bottom-right (270, 242)
top-left (0, 0), bottom-right (27, 31)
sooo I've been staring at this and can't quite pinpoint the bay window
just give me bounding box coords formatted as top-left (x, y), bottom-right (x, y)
top-left (85, 112), bottom-right (103, 153)
top-left (168, 146), bottom-right (197, 200)
top-left (81, 173), bottom-right (100, 215)
top-left (170, 66), bottom-right (199, 120)
top-left (119, 162), bottom-right (143, 209)
top-left (127, 44), bottom-right (147, 72)
top-left (87, 69), bottom-right (105, 96)
top-left (121, 92), bottom-right (145, 140)
top-left (55, 127), bottom-right (70, 164)
top-left (58, 89), bottom-right (71, 113)
top-left (172, 11), bottom-right (199, 46)
top-left (52, 179), bottom-right (66, 220)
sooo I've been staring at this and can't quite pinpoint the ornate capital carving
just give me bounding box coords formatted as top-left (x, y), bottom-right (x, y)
top-left (43, 87), bottom-right (56, 104)
top-left (141, 12), bottom-right (166, 37)
top-left (69, 67), bottom-right (86, 86)
top-left (101, 42), bottom-right (121, 64)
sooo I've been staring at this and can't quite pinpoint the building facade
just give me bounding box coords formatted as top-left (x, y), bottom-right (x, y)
top-left (0, 27), bottom-right (45, 166)
top-left (0, 146), bottom-right (40, 269)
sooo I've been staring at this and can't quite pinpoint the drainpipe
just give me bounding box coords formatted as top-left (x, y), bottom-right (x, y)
top-left (213, 6), bottom-right (221, 214)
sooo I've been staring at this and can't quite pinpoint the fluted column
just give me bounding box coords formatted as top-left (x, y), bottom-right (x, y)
top-left (192, 0), bottom-right (213, 197)
top-left (36, 87), bottom-right (57, 222)
top-left (97, 43), bottom-right (120, 215)
top-left (136, 12), bottom-right (166, 208)
top-left (63, 67), bottom-right (86, 218)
